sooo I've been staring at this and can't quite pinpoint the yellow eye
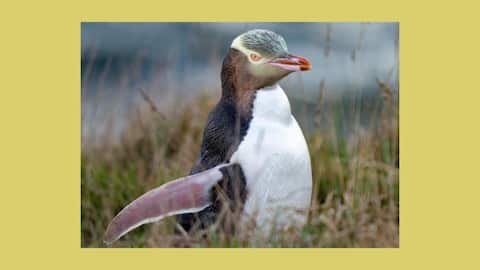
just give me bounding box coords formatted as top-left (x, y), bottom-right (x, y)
top-left (250, 53), bottom-right (262, 62)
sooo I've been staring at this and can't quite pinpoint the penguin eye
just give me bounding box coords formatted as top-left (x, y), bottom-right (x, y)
top-left (250, 53), bottom-right (262, 62)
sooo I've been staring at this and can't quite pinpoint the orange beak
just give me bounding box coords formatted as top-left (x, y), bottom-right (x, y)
top-left (268, 54), bottom-right (312, 72)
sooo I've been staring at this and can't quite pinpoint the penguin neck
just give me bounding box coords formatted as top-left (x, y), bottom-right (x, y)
top-left (221, 79), bottom-right (255, 116)
top-left (220, 50), bottom-right (257, 118)
top-left (222, 79), bottom-right (292, 126)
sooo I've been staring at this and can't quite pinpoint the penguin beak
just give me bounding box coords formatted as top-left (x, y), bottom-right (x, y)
top-left (268, 54), bottom-right (312, 72)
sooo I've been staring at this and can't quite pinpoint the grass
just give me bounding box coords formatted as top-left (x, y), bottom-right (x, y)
top-left (81, 79), bottom-right (398, 248)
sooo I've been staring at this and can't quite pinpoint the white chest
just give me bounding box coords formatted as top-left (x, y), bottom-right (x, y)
top-left (229, 85), bottom-right (312, 233)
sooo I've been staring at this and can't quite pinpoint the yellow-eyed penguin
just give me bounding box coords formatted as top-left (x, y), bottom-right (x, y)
top-left (104, 29), bottom-right (313, 244)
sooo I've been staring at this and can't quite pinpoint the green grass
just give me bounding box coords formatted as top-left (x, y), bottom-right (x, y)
top-left (81, 84), bottom-right (398, 248)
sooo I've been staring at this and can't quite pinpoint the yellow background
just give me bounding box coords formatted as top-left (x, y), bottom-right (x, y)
top-left (1, 0), bottom-right (479, 269)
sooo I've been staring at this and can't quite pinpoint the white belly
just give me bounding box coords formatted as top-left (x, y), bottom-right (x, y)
top-left (229, 85), bottom-right (312, 234)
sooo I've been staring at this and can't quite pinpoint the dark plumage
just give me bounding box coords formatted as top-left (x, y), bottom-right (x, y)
top-left (176, 49), bottom-right (255, 232)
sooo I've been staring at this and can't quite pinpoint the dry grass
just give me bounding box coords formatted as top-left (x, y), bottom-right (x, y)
top-left (81, 79), bottom-right (398, 248)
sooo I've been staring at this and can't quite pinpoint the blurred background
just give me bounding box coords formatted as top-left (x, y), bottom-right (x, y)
top-left (81, 23), bottom-right (399, 247)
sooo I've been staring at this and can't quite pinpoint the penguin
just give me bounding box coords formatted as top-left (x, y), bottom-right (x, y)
top-left (104, 29), bottom-right (313, 244)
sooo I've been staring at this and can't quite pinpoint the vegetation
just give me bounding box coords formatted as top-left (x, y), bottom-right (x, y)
top-left (81, 81), bottom-right (398, 248)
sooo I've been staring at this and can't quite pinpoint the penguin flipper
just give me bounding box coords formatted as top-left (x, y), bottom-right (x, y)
top-left (103, 163), bottom-right (231, 245)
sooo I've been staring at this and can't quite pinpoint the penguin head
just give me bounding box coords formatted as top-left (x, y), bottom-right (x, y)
top-left (224, 29), bottom-right (312, 90)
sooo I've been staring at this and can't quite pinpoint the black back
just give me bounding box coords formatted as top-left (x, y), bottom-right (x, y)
top-left (175, 97), bottom-right (252, 232)
top-left (176, 49), bottom-right (256, 232)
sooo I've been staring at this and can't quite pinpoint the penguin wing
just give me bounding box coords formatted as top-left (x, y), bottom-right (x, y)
top-left (104, 163), bottom-right (231, 244)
